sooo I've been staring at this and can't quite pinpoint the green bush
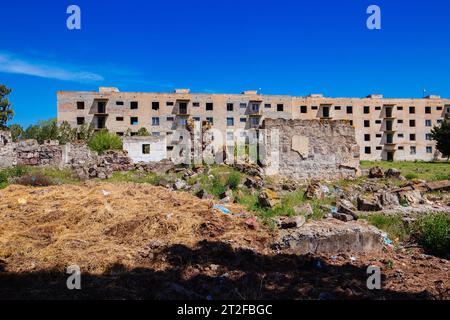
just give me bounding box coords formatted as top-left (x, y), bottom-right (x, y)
top-left (6, 165), bottom-right (29, 178)
top-left (208, 175), bottom-right (227, 196)
top-left (226, 172), bottom-right (241, 190)
top-left (366, 214), bottom-right (410, 241)
top-left (0, 171), bottom-right (8, 184)
top-left (412, 213), bottom-right (450, 256)
top-left (405, 173), bottom-right (419, 180)
top-left (88, 130), bottom-right (123, 154)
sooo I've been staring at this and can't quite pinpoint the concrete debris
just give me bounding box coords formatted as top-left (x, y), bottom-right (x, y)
top-left (385, 168), bottom-right (401, 179)
top-left (304, 181), bottom-right (325, 200)
top-left (258, 189), bottom-right (281, 208)
top-left (368, 166), bottom-right (384, 179)
top-left (357, 196), bottom-right (383, 212)
top-left (273, 219), bottom-right (383, 254)
top-left (244, 176), bottom-right (265, 189)
top-left (276, 215), bottom-right (306, 229)
top-left (294, 203), bottom-right (314, 217)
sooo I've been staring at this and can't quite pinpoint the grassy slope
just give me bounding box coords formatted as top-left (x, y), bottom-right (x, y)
top-left (361, 161), bottom-right (450, 181)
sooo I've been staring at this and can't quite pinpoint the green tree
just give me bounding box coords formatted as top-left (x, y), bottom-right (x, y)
top-left (57, 121), bottom-right (77, 144)
top-left (431, 119), bottom-right (450, 160)
top-left (88, 130), bottom-right (123, 154)
top-left (0, 85), bottom-right (14, 129)
top-left (8, 124), bottom-right (24, 142)
top-left (137, 127), bottom-right (150, 136)
top-left (77, 123), bottom-right (95, 141)
top-left (22, 119), bottom-right (59, 144)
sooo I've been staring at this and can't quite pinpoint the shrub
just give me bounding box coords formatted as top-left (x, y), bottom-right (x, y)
top-left (405, 173), bottom-right (418, 180)
top-left (226, 172), bottom-right (241, 190)
top-left (6, 165), bottom-right (29, 178)
top-left (209, 175), bottom-right (227, 196)
top-left (0, 171), bottom-right (8, 184)
top-left (88, 130), bottom-right (123, 154)
top-left (367, 214), bottom-right (410, 241)
top-left (15, 173), bottom-right (54, 187)
top-left (412, 212), bottom-right (450, 256)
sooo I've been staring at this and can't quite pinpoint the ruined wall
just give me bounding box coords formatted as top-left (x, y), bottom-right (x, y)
top-left (0, 131), bottom-right (16, 168)
top-left (14, 140), bottom-right (62, 166)
top-left (261, 119), bottom-right (360, 180)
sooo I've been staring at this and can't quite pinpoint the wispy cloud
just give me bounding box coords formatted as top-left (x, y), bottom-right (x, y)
top-left (0, 52), bottom-right (104, 83)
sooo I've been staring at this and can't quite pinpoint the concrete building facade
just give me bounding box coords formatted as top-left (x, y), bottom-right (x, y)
top-left (57, 87), bottom-right (450, 161)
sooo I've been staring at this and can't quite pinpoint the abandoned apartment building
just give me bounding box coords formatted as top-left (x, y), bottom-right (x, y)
top-left (57, 87), bottom-right (450, 162)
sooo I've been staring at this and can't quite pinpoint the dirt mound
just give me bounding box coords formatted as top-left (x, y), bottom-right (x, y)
top-left (0, 182), bottom-right (448, 300)
top-left (0, 182), bottom-right (271, 274)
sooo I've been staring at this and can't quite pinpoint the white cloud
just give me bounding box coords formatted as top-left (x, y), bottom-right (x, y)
top-left (0, 52), bottom-right (104, 82)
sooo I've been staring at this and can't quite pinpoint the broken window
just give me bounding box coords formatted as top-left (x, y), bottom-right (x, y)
top-left (426, 146), bottom-right (433, 153)
top-left (240, 103), bottom-right (247, 108)
top-left (130, 101), bottom-right (138, 109)
top-left (166, 101), bottom-right (174, 106)
top-left (425, 133), bottom-right (432, 141)
top-left (227, 117), bottom-right (234, 126)
top-left (152, 102), bottom-right (160, 110)
top-left (240, 117), bottom-right (247, 123)
top-left (300, 106), bottom-right (307, 113)
top-left (409, 106), bottom-right (415, 114)
top-left (410, 134), bottom-right (416, 141)
top-left (166, 117), bottom-right (174, 121)
top-left (365, 147), bottom-right (371, 154)
top-left (152, 117), bottom-right (160, 126)
top-left (334, 106), bottom-right (341, 110)
top-left (206, 103), bottom-right (213, 111)
top-left (409, 120), bottom-right (416, 127)
top-left (277, 104), bottom-right (284, 112)
top-left (193, 117), bottom-right (200, 121)
top-left (375, 106), bottom-right (381, 110)
top-left (364, 134), bottom-right (370, 141)
top-left (364, 120), bottom-right (370, 127)
top-left (364, 106), bottom-right (370, 114)
top-left (142, 144), bottom-right (150, 154)
top-left (76, 117), bottom-right (85, 125)
top-left (130, 117), bottom-right (139, 125)
top-left (227, 103), bottom-right (234, 111)
top-left (397, 106), bottom-right (403, 110)
top-left (346, 106), bottom-right (353, 114)
top-left (116, 117), bottom-right (124, 121)
top-left (425, 106), bottom-right (431, 114)
top-left (410, 146), bottom-right (416, 155)
top-left (265, 104), bottom-right (271, 108)
top-left (206, 117), bottom-right (213, 124)
top-left (312, 106), bottom-right (318, 110)
top-left (192, 102), bottom-right (200, 107)
top-left (77, 101), bottom-right (85, 110)
top-left (116, 101), bottom-right (124, 106)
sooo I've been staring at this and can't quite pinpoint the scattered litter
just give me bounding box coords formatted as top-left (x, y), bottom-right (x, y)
top-left (321, 185), bottom-right (330, 194)
top-left (330, 255), bottom-right (338, 261)
top-left (212, 204), bottom-right (231, 215)
top-left (166, 213), bottom-right (174, 220)
top-left (383, 237), bottom-right (393, 246)
top-left (17, 198), bottom-right (27, 205)
top-left (331, 206), bottom-right (338, 214)
top-left (102, 190), bottom-right (112, 196)
top-left (350, 256), bottom-right (357, 262)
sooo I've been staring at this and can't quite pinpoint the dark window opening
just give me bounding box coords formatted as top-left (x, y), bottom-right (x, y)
top-left (166, 101), bottom-right (174, 106)
top-left (116, 101), bottom-right (124, 106)
top-left (346, 106), bottom-right (353, 114)
top-left (206, 103), bottom-right (213, 111)
top-left (77, 101), bottom-right (85, 110)
top-left (277, 104), bottom-right (284, 112)
top-left (142, 144), bottom-right (150, 155)
top-left (365, 147), bottom-right (371, 154)
top-left (409, 120), bottom-right (416, 127)
top-left (130, 117), bottom-right (139, 125)
top-left (152, 102), bottom-right (160, 110)
top-left (425, 106), bottom-right (431, 114)
top-left (410, 134), bottom-right (416, 141)
top-left (364, 106), bottom-right (370, 114)
top-left (409, 106), bottom-right (415, 114)
top-left (130, 101), bottom-right (138, 109)
top-left (364, 120), bottom-right (370, 127)
top-left (301, 106), bottom-right (307, 113)
top-left (364, 134), bottom-right (370, 141)
top-left (227, 103), bottom-right (234, 111)
top-left (116, 117), bottom-right (124, 121)
top-left (76, 117), bottom-right (85, 125)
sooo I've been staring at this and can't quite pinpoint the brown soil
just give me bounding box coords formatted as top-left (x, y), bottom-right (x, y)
top-left (0, 182), bottom-right (448, 300)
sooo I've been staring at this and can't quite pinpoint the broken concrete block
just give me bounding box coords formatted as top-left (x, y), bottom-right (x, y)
top-left (357, 196), bottom-right (383, 212)
top-left (258, 189), bottom-right (281, 208)
top-left (332, 212), bottom-right (354, 222)
top-left (368, 166), bottom-right (384, 179)
top-left (277, 216), bottom-right (306, 229)
top-left (304, 181), bottom-right (325, 200)
top-left (378, 191), bottom-right (400, 207)
top-left (196, 189), bottom-right (215, 200)
top-left (174, 179), bottom-right (187, 190)
top-left (294, 203), bottom-right (314, 217)
top-left (425, 180), bottom-right (450, 192)
top-left (273, 219), bottom-right (383, 254)
top-left (337, 202), bottom-right (359, 220)
top-left (385, 168), bottom-right (401, 179)
top-left (399, 190), bottom-right (423, 205)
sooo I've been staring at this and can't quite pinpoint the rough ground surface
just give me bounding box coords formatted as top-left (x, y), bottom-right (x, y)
top-left (0, 182), bottom-right (448, 300)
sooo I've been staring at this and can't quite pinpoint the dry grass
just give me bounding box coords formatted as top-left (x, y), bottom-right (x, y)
top-left (0, 182), bottom-right (271, 274)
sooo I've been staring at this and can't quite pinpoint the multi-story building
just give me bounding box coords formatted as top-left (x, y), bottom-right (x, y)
top-left (57, 87), bottom-right (450, 161)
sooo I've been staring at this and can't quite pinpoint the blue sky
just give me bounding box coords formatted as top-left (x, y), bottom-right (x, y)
top-left (1, 0), bottom-right (450, 127)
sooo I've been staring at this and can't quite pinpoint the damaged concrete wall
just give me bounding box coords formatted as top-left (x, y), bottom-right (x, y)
top-left (123, 136), bottom-right (167, 163)
top-left (261, 119), bottom-right (360, 180)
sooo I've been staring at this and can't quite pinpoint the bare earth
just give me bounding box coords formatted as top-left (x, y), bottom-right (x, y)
top-left (0, 182), bottom-right (448, 300)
